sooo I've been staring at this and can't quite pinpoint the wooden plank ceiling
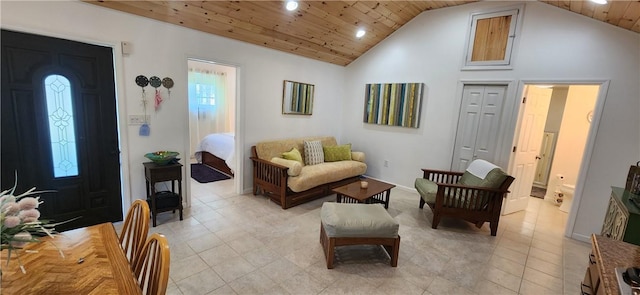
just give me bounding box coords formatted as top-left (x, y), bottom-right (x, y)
top-left (84, 1), bottom-right (640, 66)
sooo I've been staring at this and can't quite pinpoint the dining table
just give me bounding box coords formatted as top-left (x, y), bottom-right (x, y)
top-left (1, 222), bottom-right (142, 294)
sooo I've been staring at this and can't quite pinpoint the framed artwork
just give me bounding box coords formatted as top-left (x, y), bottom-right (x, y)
top-left (626, 163), bottom-right (640, 195)
top-left (363, 82), bottom-right (424, 128)
top-left (282, 80), bottom-right (314, 115)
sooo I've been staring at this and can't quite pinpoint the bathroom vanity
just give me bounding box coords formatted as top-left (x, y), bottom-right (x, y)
top-left (601, 187), bottom-right (640, 246)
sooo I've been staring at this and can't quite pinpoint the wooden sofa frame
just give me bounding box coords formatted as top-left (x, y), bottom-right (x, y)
top-left (418, 168), bottom-right (515, 236)
top-left (250, 146), bottom-right (360, 209)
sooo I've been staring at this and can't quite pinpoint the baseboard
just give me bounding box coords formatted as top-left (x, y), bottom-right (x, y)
top-left (361, 174), bottom-right (417, 194)
top-left (571, 232), bottom-right (591, 243)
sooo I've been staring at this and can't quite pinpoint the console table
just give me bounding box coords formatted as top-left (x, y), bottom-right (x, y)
top-left (601, 186), bottom-right (640, 245)
top-left (583, 234), bottom-right (640, 295)
top-left (144, 161), bottom-right (183, 227)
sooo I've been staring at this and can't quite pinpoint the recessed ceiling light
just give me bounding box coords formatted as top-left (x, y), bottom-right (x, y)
top-left (356, 29), bottom-right (366, 38)
top-left (590, 0), bottom-right (607, 4)
top-left (286, 0), bottom-right (298, 11)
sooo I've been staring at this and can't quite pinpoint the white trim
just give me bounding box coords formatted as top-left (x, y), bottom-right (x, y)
top-left (183, 55), bottom-right (244, 205)
top-left (461, 4), bottom-right (525, 71)
top-left (571, 232), bottom-right (591, 243)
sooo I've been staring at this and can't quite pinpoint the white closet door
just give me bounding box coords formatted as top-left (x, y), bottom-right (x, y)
top-left (452, 85), bottom-right (506, 171)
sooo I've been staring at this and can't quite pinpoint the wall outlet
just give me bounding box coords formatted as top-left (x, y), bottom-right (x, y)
top-left (128, 115), bottom-right (150, 125)
top-left (384, 160), bottom-right (389, 167)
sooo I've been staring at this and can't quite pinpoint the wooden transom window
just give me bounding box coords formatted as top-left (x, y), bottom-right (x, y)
top-left (464, 5), bottom-right (523, 70)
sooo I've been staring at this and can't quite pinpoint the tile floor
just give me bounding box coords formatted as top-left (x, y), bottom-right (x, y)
top-left (133, 178), bottom-right (591, 295)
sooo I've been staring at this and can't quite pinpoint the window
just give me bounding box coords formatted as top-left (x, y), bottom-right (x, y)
top-left (44, 74), bottom-right (79, 177)
top-left (195, 83), bottom-right (216, 107)
top-left (463, 5), bottom-right (523, 70)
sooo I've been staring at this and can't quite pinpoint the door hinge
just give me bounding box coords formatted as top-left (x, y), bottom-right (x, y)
top-left (522, 96), bottom-right (526, 103)
top-left (513, 146), bottom-right (517, 152)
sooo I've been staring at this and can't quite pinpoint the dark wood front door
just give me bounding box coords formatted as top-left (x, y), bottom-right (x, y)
top-left (1, 30), bottom-right (123, 230)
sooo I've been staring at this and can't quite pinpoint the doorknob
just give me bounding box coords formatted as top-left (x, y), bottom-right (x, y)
top-left (535, 156), bottom-right (542, 160)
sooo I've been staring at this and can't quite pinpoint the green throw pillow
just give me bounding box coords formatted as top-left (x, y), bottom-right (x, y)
top-left (323, 144), bottom-right (352, 162)
top-left (282, 147), bottom-right (303, 164)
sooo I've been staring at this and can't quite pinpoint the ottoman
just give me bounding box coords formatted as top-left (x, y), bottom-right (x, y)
top-left (320, 202), bottom-right (400, 269)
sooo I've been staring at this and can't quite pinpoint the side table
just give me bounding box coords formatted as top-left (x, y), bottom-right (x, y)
top-left (143, 162), bottom-right (183, 227)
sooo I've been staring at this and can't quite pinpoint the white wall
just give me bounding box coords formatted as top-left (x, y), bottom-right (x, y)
top-left (545, 87), bottom-right (568, 134)
top-left (545, 85), bottom-right (598, 200)
top-left (343, 1), bottom-right (640, 240)
top-left (1, 0), bottom-right (346, 208)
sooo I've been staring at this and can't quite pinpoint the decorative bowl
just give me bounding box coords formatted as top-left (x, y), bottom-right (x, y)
top-left (144, 151), bottom-right (179, 165)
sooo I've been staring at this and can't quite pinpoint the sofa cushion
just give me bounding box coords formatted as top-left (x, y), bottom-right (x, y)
top-left (304, 140), bottom-right (324, 165)
top-left (255, 136), bottom-right (337, 161)
top-left (287, 161), bottom-right (367, 192)
top-left (323, 144), bottom-right (352, 162)
top-left (282, 147), bottom-right (303, 164)
top-left (270, 157), bottom-right (302, 176)
top-left (321, 203), bottom-right (399, 238)
top-left (351, 151), bottom-right (366, 162)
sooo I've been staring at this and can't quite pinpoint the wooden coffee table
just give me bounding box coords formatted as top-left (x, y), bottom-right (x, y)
top-left (332, 178), bottom-right (395, 209)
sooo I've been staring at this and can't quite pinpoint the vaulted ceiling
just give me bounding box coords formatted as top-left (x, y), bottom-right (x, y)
top-left (84, 1), bottom-right (640, 66)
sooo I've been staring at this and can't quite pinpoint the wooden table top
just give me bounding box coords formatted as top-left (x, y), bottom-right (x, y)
top-left (332, 178), bottom-right (396, 202)
top-left (1, 223), bottom-right (141, 295)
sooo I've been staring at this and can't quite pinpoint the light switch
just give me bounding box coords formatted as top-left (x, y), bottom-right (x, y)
top-left (128, 115), bottom-right (149, 125)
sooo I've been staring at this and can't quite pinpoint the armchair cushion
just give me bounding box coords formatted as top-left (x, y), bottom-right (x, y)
top-left (415, 178), bottom-right (438, 204)
top-left (459, 159), bottom-right (508, 189)
top-left (459, 168), bottom-right (508, 189)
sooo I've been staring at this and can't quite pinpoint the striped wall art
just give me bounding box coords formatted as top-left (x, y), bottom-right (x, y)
top-left (363, 83), bottom-right (424, 128)
top-left (282, 80), bottom-right (314, 115)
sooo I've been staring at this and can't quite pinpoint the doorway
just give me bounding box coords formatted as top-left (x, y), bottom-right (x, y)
top-left (503, 84), bottom-right (600, 216)
top-left (1, 30), bottom-right (123, 230)
top-left (187, 59), bottom-right (238, 200)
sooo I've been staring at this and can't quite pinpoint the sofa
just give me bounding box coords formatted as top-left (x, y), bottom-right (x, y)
top-left (250, 136), bottom-right (367, 209)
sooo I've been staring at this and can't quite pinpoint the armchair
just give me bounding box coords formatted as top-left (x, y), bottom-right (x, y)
top-left (414, 159), bottom-right (514, 236)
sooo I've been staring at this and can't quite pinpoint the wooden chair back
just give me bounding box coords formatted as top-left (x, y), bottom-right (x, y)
top-left (120, 199), bottom-right (150, 267)
top-left (134, 233), bottom-right (170, 295)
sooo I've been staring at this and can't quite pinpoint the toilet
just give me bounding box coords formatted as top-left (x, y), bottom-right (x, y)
top-left (559, 184), bottom-right (575, 213)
